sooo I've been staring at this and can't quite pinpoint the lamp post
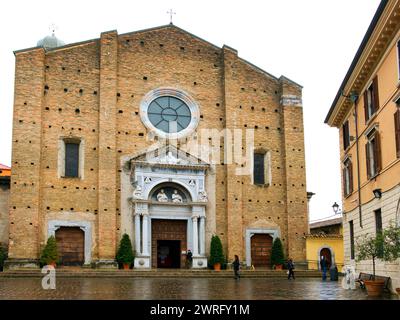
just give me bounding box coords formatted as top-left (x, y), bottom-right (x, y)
top-left (329, 202), bottom-right (340, 281)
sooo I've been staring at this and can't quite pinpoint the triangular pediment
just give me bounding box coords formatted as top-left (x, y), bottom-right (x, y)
top-left (130, 145), bottom-right (209, 168)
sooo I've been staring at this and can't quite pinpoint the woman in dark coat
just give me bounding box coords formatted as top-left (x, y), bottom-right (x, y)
top-left (232, 255), bottom-right (240, 279)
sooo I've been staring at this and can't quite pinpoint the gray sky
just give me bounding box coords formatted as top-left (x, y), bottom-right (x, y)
top-left (0, 0), bottom-right (381, 221)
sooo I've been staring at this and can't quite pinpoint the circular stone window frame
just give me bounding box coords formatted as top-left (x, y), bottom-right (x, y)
top-left (140, 87), bottom-right (200, 139)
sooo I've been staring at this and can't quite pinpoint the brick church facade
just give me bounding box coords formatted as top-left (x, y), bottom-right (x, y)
top-left (6, 24), bottom-right (308, 269)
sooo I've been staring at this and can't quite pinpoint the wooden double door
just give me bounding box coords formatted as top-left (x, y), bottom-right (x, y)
top-left (55, 227), bottom-right (84, 266)
top-left (251, 234), bottom-right (273, 268)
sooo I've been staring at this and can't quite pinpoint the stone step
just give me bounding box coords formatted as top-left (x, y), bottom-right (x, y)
top-left (0, 269), bottom-right (323, 278)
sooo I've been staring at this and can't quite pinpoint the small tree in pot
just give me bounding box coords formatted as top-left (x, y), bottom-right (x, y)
top-left (209, 235), bottom-right (224, 271)
top-left (116, 233), bottom-right (135, 270)
top-left (356, 223), bottom-right (400, 297)
top-left (271, 237), bottom-right (285, 270)
top-left (40, 236), bottom-right (59, 267)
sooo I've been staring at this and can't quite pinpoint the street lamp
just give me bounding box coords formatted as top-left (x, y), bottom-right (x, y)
top-left (332, 202), bottom-right (340, 215)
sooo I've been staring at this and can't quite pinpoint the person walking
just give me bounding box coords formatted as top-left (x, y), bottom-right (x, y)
top-left (186, 249), bottom-right (193, 269)
top-left (287, 258), bottom-right (295, 280)
top-left (232, 255), bottom-right (240, 280)
top-left (320, 256), bottom-right (327, 281)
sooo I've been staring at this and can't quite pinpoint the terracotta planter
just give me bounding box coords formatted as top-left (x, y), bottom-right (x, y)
top-left (213, 263), bottom-right (221, 271)
top-left (364, 280), bottom-right (385, 297)
top-left (122, 263), bottom-right (130, 270)
top-left (275, 264), bottom-right (283, 270)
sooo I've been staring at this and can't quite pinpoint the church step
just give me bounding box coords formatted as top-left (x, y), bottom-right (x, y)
top-left (1, 269), bottom-right (323, 278)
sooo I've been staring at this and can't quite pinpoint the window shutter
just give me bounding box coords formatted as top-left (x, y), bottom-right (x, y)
top-left (373, 76), bottom-right (379, 112)
top-left (342, 167), bottom-right (347, 196)
top-left (374, 131), bottom-right (382, 173)
top-left (365, 143), bottom-right (371, 179)
top-left (253, 153), bottom-right (265, 185)
top-left (343, 121), bottom-right (349, 150)
top-left (65, 143), bottom-right (79, 177)
top-left (364, 91), bottom-right (369, 122)
top-left (395, 109), bottom-right (400, 158)
top-left (349, 160), bottom-right (353, 194)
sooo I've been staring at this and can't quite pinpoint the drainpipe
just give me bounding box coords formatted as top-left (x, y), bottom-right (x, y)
top-left (350, 93), bottom-right (363, 228)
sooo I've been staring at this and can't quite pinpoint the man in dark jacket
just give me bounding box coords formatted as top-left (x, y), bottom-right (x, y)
top-left (232, 255), bottom-right (240, 279)
top-left (287, 258), bottom-right (295, 280)
top-left (186, 250), bottom-right (193, 268)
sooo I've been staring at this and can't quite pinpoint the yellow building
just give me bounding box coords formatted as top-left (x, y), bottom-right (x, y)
top-left (305, 217), bottom-right (344, 272)
top-left (325, 0), bottom-right (400, 292)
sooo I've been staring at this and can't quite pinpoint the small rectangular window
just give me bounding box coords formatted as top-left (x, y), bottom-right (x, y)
top-left (363, 77), bottom-right (379, 122)
top-left (343, 158), bottom-right (353, 197)
top-left (253, 153), bottom-right (265, 185)
top-left (349, 220), bottom-right (355, 260)
top-left (397, 40), bottom-right (400, 79)
top-left (365, 129), bottom-right (381, 179)
top-left (343, 120), bottom-right (350, 150)
top-left (65, 142), bottom-right (79, 177)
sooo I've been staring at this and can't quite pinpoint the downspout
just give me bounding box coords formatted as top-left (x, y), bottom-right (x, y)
top-left (351, 93), bottom-right (363, 228)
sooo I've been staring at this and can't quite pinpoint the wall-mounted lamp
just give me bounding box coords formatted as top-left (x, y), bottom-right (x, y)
top-left (373, 188), bottom-right (382, 199)
top-left (332, 202), bottom-right (340, 214)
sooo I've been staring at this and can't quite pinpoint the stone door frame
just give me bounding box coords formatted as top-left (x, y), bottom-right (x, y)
top-left (245, 228), bottom-right (280, 267)
top-left (48, 220), bottom-right (92, 265)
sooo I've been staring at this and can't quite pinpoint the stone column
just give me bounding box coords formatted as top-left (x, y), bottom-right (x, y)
top-left (192, 216), bottom-right (199, 256)
top-left (142, 213), bottom-right (149, 256)
top-left (134, 213), bottom-right (141, 255)
top-left (199, 216), bottom-right (206, 256)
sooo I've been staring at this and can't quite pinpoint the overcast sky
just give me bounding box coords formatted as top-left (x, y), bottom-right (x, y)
top-left (0, 0), bottom-right (381, 221)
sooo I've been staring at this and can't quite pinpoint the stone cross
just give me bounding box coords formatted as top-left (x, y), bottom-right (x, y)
top-left (167, 9), bottom-right (176, 24)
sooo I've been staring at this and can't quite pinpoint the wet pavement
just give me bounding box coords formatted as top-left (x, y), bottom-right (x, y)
top-left (0, 277), bottom-right (397, 300)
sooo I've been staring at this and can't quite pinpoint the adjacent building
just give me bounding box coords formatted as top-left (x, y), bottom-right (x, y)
top-left (325, 0), bottom-right (400, 291)
top-left (305, 216), bottom-right (344, 272)
top-left (0, 164), bottom-right (11, 248)
top-left (6, 24), bottom-right (308, 269)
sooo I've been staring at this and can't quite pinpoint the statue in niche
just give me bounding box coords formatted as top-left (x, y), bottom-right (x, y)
top-left (157, 189), bottom-right (168, 202)
top-left (172, 190), bottom-right (183, 203)
top-left (132, 184), bottom-right (142, 199)
top-left (198, 190), bottom-right (208, 202)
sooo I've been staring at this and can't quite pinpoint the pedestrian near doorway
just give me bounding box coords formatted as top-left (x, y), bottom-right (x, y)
top-left (232, 255), bottom-right (240, 279)
top-left (287, 258), bottom-right (295, 280)
top-left (320, 256), bottom-right (327, 281)
top-left (186, 249), bottom-right (193, 268)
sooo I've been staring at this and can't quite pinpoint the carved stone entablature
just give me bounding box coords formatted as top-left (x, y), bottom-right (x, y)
top-left (280, 95), bottom-right (302, 107)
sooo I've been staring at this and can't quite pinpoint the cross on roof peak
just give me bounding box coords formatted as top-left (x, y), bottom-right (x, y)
top-left (167, 9), bottom-right (176, 24)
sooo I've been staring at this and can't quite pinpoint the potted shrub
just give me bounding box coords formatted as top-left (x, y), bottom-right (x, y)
top-left (209, 235), bottom-right (224, 271)
top-left (0, 245), bottom-right (7, 272)
top-left (116, 233), bottom-right (135, 270)
top-left (40, 236), bottom-right (58, 267)
top-left (356, 224), bottom-right (400, 297)
top-left (271, 237), bottom-right (285, 270)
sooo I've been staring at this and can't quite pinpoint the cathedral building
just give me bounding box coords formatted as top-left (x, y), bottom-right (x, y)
top-left (6, 24), bottom-right (308, 269)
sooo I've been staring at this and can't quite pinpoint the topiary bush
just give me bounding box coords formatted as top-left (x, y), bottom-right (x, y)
top-left (209, 235), bottom-right (225, 266)
top-left (0, 245), bottom-right (7, 271)
top-left (40, 236), bottom-right (59, 266)
top-left (271, 237), bottom-right (285, 268)
top-left (116, 233), bottom-right (135, 267)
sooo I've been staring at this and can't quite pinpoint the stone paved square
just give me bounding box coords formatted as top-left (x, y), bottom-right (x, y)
top-left (0, 277), bottom-right (397, 300)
